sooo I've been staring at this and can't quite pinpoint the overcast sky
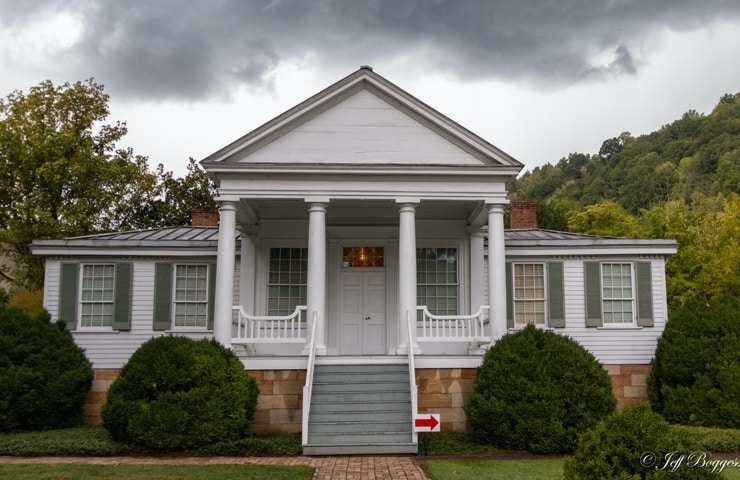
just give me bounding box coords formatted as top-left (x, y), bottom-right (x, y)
top-left (1, 0), bottom-right (739, 176)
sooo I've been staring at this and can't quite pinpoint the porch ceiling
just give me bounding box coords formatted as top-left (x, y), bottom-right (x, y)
top-left (236, 198), bottom-right (485, 227)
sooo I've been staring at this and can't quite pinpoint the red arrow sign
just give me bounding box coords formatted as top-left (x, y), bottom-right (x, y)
top-left (414, 414), bottom-right (440, 432)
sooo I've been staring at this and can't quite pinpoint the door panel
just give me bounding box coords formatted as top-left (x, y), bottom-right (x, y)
top-left (340, 270), bottom-right (386, 355)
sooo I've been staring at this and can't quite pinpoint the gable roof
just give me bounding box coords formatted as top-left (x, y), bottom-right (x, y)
top-left (201, 66), bottom-right (523, 172)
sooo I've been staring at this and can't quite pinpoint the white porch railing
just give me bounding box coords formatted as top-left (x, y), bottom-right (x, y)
top-left (232, 306), bottom-right (307, 344)
top-left (406, 309), bottom-right (419, 445)
top-left (301, 310), bottom-right (318, 446)
top-left (416, 305), bottom-right (491, 343)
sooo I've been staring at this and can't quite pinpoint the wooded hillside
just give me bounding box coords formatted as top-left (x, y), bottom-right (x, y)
top-left (509, 93), bottom-right (740, 308)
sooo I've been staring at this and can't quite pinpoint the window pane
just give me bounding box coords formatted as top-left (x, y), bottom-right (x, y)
top-left (513, 263), bottom-right (546, 325)
top-left (268, 248), bottom-right (308, 315)
top-left (80, 264), bottom-right (115, 327)
top-left (601, 263), bottom-right (634, 324)
top-left (416, 248), bottom-right (458, 316)
top-left (173, 264), bottom-right (208, 327)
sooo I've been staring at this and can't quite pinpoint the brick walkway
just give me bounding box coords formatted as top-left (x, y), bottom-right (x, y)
top-left (0, 455), bottom-right (428, 480)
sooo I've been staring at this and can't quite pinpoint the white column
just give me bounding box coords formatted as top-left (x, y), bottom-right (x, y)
top-left (469, 229), bottom-right (486, 313)
top-left (487, 204), bottom-right (507, 341)
top-left (397, 202), bottom-right (420, 354)
top-left (306, 202), bottom-right (327, 355)
top-left (213, 201), bottom-right (237, 347)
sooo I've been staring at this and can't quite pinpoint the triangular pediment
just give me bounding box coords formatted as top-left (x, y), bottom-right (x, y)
top-left (202, 68), bottom-right (523, 171)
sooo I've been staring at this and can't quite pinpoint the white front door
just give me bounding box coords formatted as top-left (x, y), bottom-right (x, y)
top-left (339, 269), bottom-right (386, 355)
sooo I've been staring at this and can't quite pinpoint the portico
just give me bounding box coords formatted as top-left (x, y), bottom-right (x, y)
top-left (202, 67), bottom-right (521, 359)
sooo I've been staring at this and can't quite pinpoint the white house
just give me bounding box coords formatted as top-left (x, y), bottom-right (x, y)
top-left (31, 67), bottom-right (677, 455)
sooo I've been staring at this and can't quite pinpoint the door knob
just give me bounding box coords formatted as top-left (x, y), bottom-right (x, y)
top-left (365, 316), bottom-right (371, 321)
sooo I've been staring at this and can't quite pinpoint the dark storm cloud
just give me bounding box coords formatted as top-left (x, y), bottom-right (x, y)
top-left (2, 0), bottom-right (739, 100)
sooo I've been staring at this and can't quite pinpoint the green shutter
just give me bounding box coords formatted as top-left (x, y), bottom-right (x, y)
top-left (584, 262), bottom-right (603, 327)
top-left (112, 263), bottom-right (133, 331)
top-left (153, 263), bottom-right (172, 331)
top-left (636, 261), bottom-right (654, 327)
top-left (547, 262), bottom-right (565, 328)
top-left (505, 262), bottom-right (514, 329)
top-left (59, 263), bottom-right (79, 331)
top-left (207, 263), bottom-right (217, 331)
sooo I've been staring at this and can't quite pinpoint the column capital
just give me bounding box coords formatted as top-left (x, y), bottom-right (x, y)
top-left (217, 201), bottom-right (238, 212)
top-left (486, 203), bottom-right (506, 214)
top-left (307, 202), bottom-right (328, 213)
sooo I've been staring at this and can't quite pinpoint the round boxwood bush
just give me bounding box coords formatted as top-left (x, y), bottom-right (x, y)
top-left (0, 305), bottom-right (93, 431)
top-left (648, 295), bottom-right (740, 428)
top-left (564, 404), bottom-right (723, 479)
top-left (101, 336), bottom-right (259, 451)
top-left (465, 325), bottom-right (616, 454)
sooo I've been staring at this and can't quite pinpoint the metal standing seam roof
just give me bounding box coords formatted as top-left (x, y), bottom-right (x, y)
top-left (30, 226), bottom-right (677, 251)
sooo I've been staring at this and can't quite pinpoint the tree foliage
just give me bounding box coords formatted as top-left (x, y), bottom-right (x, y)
top-left (0, 80), bottom-right (155, 288)
top-left (509, 92), bottom-right (740, 307)
top-left (0, 80), bottom-right (216, 289)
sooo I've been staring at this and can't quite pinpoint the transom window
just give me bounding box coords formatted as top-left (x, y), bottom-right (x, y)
top-left (513, 263), bottom-right (546, 325)
top-left (602, 263), bottom-right (634, 324)
top-left (417, 247), bottom-right (458, 315)
top-left (174, 264), bottom-right (209, 328)
top-left (80, 264), bottom-right (115, 327)
top-left (343, 246), bottom-right (384, 267)
top-left (268, 248), bottom-right (308, 316)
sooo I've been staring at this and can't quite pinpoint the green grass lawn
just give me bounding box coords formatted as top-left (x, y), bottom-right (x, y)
top-left (423, 458), bottom-right (740, 480)
top-left (423, 459), bottom-right (564, 480)
top-left (0, 464), bottom-right (313, 480)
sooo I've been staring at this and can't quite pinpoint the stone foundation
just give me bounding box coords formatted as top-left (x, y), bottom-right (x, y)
top-left (415, 368), bottom-right (477, 432)
top-left (604, 364), bottom-right (651, 409)
top-left (81, 364), bottom-right (649, 430)
top-left (84, 369), bottom-right (120, 425)
top-left (246, 370), bottom-right (306, 434)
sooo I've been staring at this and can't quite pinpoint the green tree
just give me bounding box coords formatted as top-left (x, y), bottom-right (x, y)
top-left (567, 200), bottom-right (642, 237)
top-left (130, 158), bottom-right (216, 228)
top-left (0, 79), bottom-right (156, 288)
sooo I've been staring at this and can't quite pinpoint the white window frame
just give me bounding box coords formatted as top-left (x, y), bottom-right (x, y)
top-left (512, 262), bottom-right (547, 326)
top-left (78, 263), bottom-right (115, 329)
top-left (416, 246), bottom-right (460, 316)
top-left (601, 262), bottom-right (636, 326)
top-left (172, 263), bottom-right (210, 329)
top-left (266, 247), bottom-right (308, 316)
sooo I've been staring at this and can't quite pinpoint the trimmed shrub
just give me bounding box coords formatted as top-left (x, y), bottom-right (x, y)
top-left (101, 336), bottom-right (259, 451)
top-left (465, 325), bottom-right (616, 454)
top-left (648, 295), bottom-right (740, 427)
top-left (0, 306), bottom-right (93, 432)
top-left (564, 405), bottom-right (723, 479)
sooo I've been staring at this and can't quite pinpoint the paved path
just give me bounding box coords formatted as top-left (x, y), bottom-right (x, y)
top-left (0, 455), bottom-right (429, 480)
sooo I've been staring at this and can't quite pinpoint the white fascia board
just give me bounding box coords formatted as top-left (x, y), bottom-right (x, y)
top-left (205, 163), bottom-right (522, 177)
top-left (31, 247), bottom-right (221, 257)
top-left (504, 245), bottom-right (678, 257)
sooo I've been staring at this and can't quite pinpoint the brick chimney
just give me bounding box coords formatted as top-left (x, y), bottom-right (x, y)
top-left (190, 207), bottom-right (219, 227)
top-left (510, 201), bottom-right (537, 229)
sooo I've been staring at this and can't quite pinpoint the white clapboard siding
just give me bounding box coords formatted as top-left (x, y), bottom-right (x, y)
top-left (484, 257), bottom-right (668, 365)
top-left (245, 90), bottom-right (482, 166)
top-left (43, 259), bottom-right (239, 369)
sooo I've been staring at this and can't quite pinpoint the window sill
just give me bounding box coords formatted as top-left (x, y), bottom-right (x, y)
top-left (597, 325), bottom-right (643, 330)
top-left (165, 328), bottom-right (213, 334)
top-left (74, 328), bottom-right (118, 333)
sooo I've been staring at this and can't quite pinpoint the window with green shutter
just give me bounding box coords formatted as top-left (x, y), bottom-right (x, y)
top-left (583, 261), bottom-right (654, 327)
top-left (58, 262), bottom-right (132, 331)
top-left (153, 262), bottom-right (216, 331)
top-left (506, 262), bottom-right (565, 328)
